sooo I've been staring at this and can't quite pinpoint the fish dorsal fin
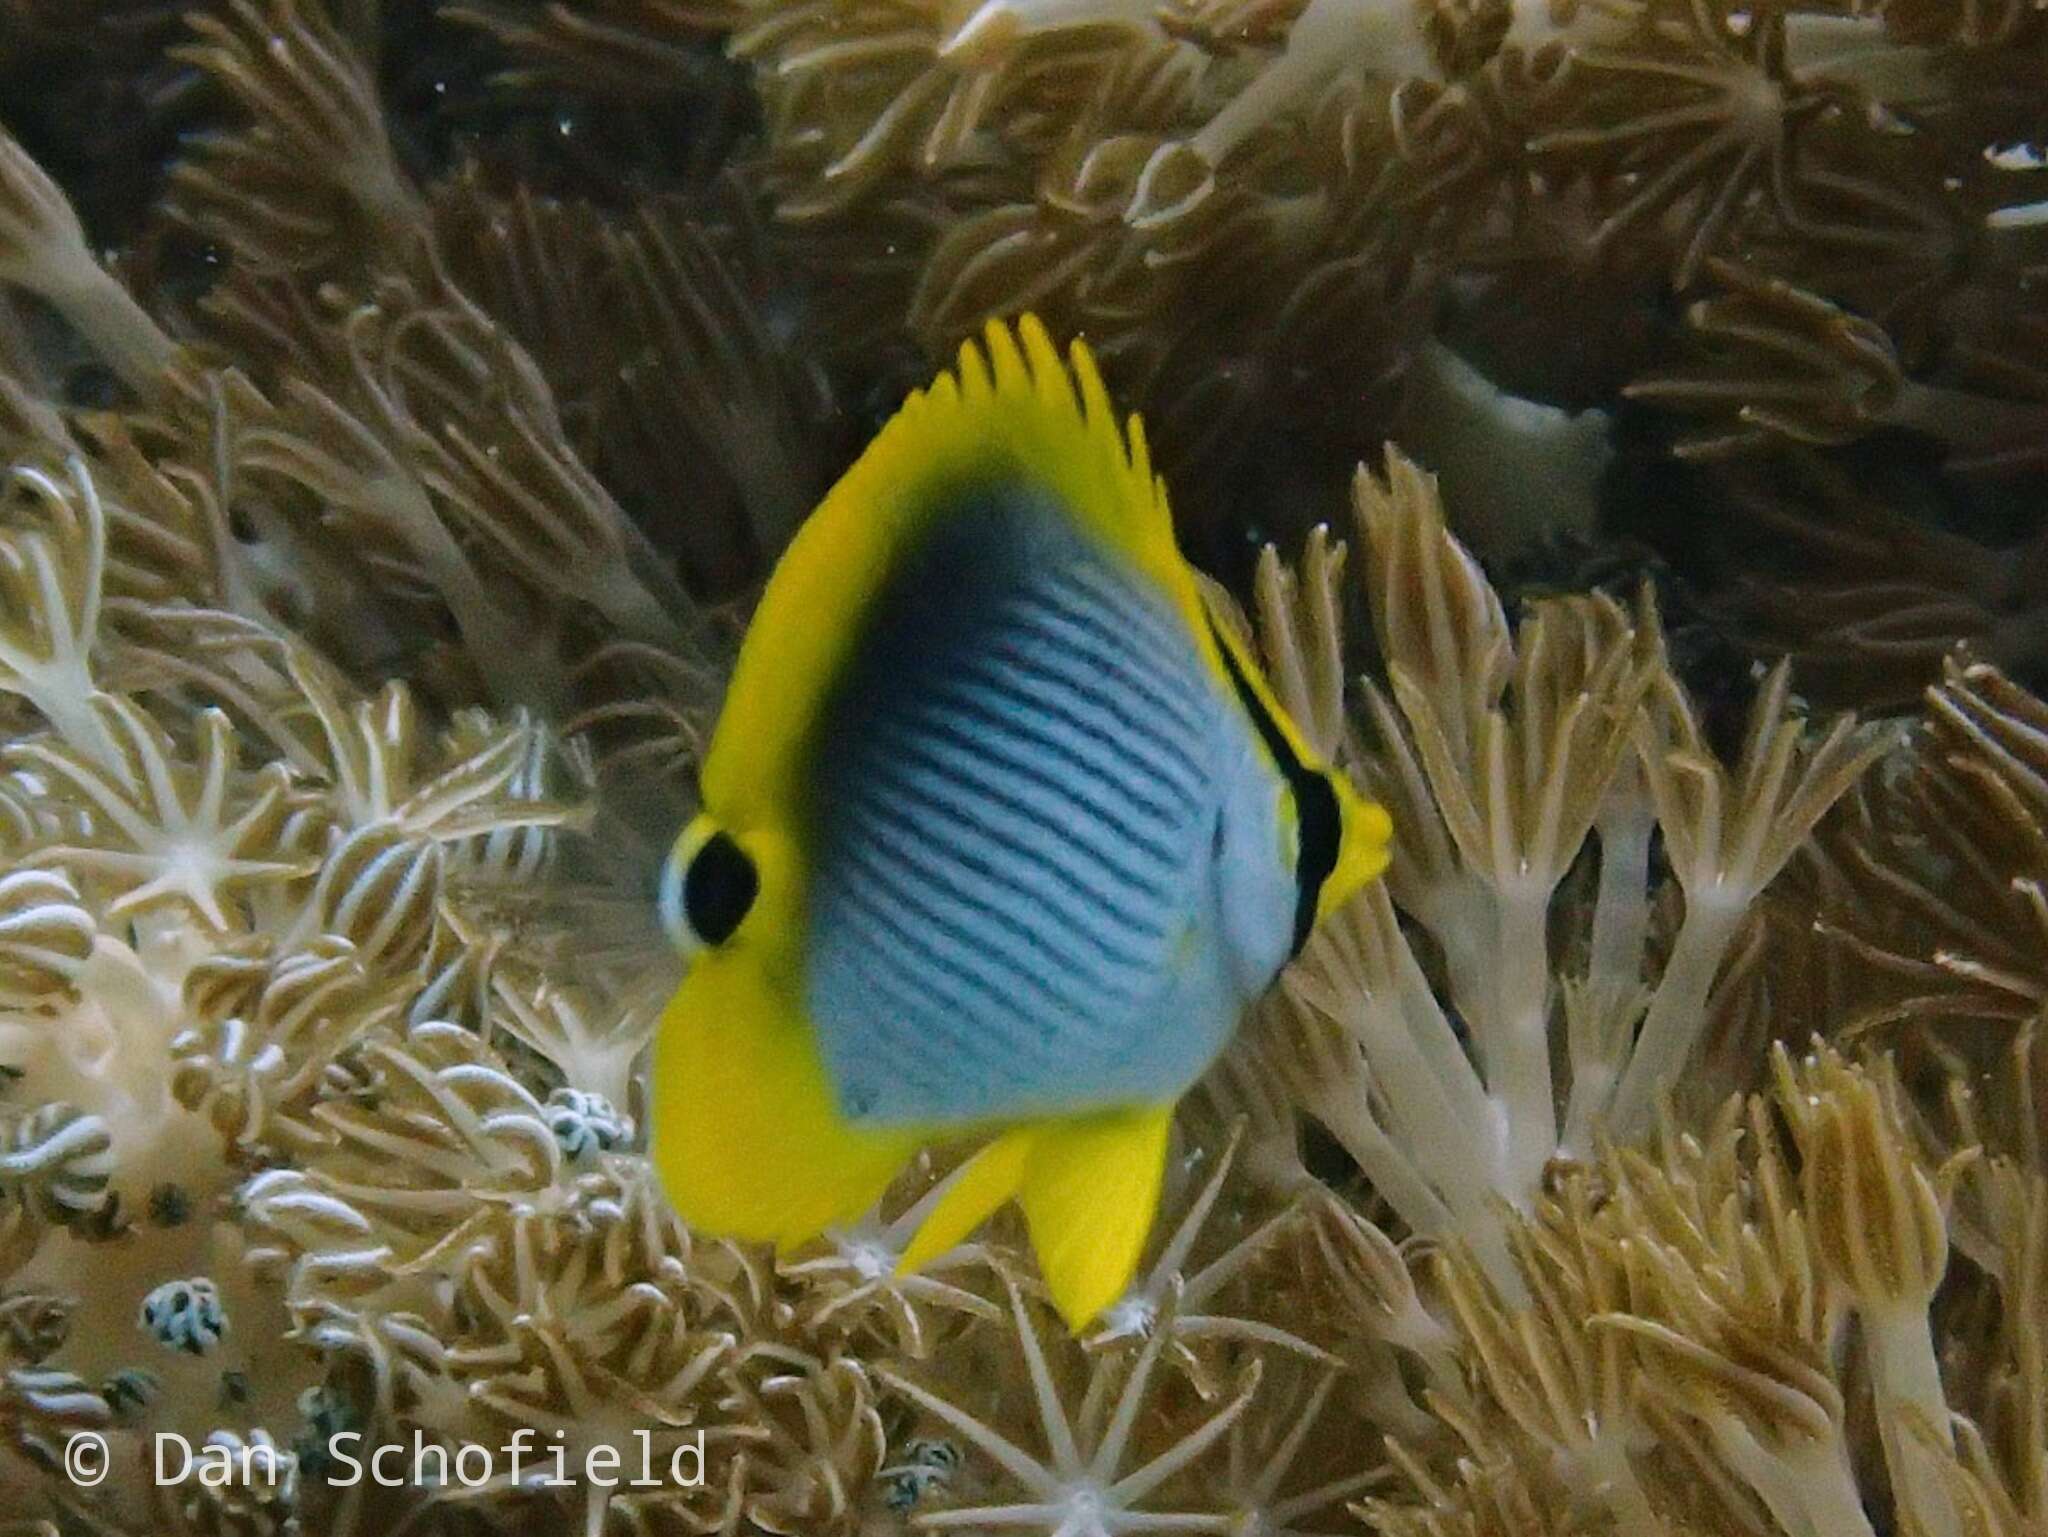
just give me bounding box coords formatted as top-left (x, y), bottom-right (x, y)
top-left (702, 316), bottom-right (1194, 827)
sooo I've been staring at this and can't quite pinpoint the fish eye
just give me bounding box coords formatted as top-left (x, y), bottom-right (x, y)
top-left (657, 845), bottom-right (692, 951)
top-left (659, 825), bottom-right (758, 953)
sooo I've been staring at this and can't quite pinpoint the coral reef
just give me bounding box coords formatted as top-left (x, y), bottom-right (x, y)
top-left (533, 0), bottom-right (2048, 582)
top-left (0, 2), bottom-right (2045, 1535)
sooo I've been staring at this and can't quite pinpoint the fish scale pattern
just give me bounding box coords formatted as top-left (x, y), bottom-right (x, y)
top-left (806, 486), bottom-right (1228, 1124)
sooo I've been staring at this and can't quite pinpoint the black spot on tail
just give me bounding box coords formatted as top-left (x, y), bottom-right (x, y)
top-left (1205, 615), bottom-right (1338, 957)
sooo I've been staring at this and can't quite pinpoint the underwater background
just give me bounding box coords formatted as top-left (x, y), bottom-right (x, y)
top-left (0, 1), bottom-right (2045, 1532)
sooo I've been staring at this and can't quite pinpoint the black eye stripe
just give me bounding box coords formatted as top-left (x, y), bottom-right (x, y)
top-left (1205, 615), bottom-right (1340, 957)
top-left (685, 831), bottom-right (758, 945)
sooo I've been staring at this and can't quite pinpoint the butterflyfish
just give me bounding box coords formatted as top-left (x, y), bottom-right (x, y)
top-left (651, 314), bottom-right (1391, 1329)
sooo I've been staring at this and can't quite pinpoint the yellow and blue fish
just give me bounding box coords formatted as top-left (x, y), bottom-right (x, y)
top-left (651, 315), bottom-right (1391, 1329)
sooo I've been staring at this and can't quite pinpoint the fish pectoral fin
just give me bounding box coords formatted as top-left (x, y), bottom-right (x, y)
top-left (896, 1127), bottom-right (1038, 1275)
top-left (652, 970), bottom-right (920, 1252)
top-left (1019, 1105), bottom-right (1174, 1331)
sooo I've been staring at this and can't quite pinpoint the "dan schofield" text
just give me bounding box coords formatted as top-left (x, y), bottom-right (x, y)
top-left (146, 1429), bottom-right (709, 1489)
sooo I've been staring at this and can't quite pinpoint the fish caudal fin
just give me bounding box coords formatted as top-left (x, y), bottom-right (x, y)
top-left (898, 1106), bottom-right (1172, 1331)
top-left (651, 963), bottom-right (921, 1252)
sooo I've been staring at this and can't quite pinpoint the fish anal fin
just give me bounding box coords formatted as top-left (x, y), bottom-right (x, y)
top-left (1019, 1105), bottom-right (1173, 1331)
top-left (897, 1127), bottom-right (1038, 1274)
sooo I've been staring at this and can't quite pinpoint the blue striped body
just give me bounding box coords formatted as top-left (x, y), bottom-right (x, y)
top-left (803, 484), bottom-right (1296, 1126)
